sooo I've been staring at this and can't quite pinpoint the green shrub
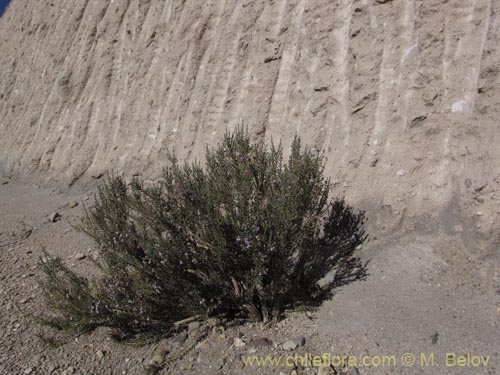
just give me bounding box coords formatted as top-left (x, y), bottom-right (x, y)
top-left (39, 128), bottom-right (367, 339)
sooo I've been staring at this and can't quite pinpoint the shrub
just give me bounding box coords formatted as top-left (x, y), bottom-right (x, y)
top-left (39, 128), bottom-right (367, 339)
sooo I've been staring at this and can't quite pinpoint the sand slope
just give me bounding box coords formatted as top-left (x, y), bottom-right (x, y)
top-left (0, 1), bottom-right (499, 233)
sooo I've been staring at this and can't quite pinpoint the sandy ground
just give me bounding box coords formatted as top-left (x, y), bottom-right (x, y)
top-left (0, 176), bottom-right (498, 375)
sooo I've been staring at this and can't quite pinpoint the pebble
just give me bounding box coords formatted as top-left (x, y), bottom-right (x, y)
top-left (148, 343), bottom-right (168, 369)
top-left (172, 332), bottom-right (188, 349)
top-left (474, 184), bottom-right (487, 193)
top-left (188, 321), bottom-right (201, 334)
top-left (248, 337), bottom-right (273, 348)
top-left (233, 337), bottom-right (246, 348)
top-left (49, 212), bottom-right (61, 223)
top-left (47, 364), bottom-right (59, 373)
top-left (68, 201), bottom-right (79, 208)
top-left (318, 365), bottom-right (335, 375)
top-left (343, 367), bottom-right (360, 375)
top-left (181, 362), bottom-right (193, 370)
top-left (291, 336), bottom-right (306, 347)
top-left (282, 340), bottom-right (298, 351)
top-left (74, 253), bottom-right (86, 261)
top-left (430, 332), bottom-right (439, 344)
top-left (282, 336), bottom-right (306, 351)
top-left (96, 350), bottom-right (105, 361)
top-left (212, 325), bottom-right (225, 338)
top-left (218, 356), bottom-right (227, 369)
top-left (23, 368), bottom-right (33, 374)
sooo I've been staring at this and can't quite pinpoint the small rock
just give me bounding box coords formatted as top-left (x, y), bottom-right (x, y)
top-left (62, 367), bottom-right (75, 375)
top-left (318, 365), bottom-right (335, 375)
top-left (68, 201), bottom-right (79, 208)
top-left (248, 337), bottom-right (273, 348)
top-left (314, 86), bottom-right (329, 92)
top-left (233, 337), bottom-right (246, 348)
top-left (172, 332), bottom-right (188, 349)
top-left (282, 340), bottom-right (298, 351)
top-left (47, 364), bottom-right (59, 373)
top-left (148, 343), bottom-right (168, 370)
top-left (75, 253), bottom-right (86, 261)
top-left (431, 332), bottom-right (439, 344)
top-left (96, 350), bottom-right (105, 361)
top-left (212, 325), bottom-right (225, 338)
top-left (474, 183), bottom-right (487, 193)
top-left (23, 368), bottom-right (33, 374)
top-left (411, 113), bottom-right (428, 127)
top-left (181, 362), bottom-right (193, 370)
top-left (19, 298), bottom-right (29, 304)
top-left (264, 55), bottom-right (280, 63)
top-left (291, 336), bottom-right (306, 347)
top-left (188, 321), bottom-right (201, 334)
top-left (475, 196), bottom-right (485, 203)
top-left (92, 172), bottom-right (104, 179)
top-left (218, 356), bottom-right (227, 369)
top-left (343, 367), bottom-right (360, 375)
top-left (49, 212), bottom-right (61, 223)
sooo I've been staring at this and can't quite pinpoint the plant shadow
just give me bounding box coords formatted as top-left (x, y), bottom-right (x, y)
top-left (285, 198), bottom-right (369, 312)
